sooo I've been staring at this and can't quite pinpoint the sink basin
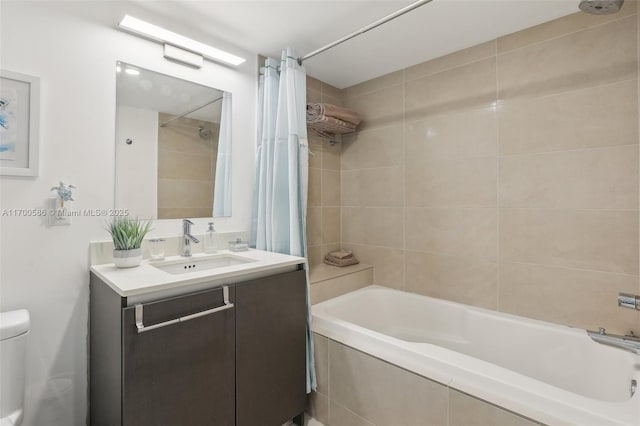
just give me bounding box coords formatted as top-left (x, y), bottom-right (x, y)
top-left (151, 254), bottom-right (256, 275)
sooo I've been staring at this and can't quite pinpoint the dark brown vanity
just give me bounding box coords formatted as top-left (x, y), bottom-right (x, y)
top-left (90, 267), bottom-right (306, 426)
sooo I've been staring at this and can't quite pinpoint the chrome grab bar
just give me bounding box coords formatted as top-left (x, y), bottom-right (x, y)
top-left (587, 327), bottom-right (640, 355)
top-left (135, 286), bottom-right (233, 334)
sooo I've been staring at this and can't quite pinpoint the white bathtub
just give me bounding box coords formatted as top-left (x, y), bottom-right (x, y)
top-left (311, 285), bottom-right (640, 426)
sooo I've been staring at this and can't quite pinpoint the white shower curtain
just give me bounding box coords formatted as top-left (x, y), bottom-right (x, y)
top-left (213, 92), bottom-right (232, 217)
top-left (250, 48), bottom-right (316, 393)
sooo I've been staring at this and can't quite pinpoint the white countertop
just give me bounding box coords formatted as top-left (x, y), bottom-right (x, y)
top-left (90, 249), bottom-right (306, 298)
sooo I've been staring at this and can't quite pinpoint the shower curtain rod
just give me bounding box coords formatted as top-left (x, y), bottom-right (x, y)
top-left (297, 0), bottom-right (434, 64)
top-left (159, 95), bottom-right (224, 127)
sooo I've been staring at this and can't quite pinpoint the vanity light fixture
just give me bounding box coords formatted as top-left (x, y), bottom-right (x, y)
top-left (117, 15), bottom-right (245, 67)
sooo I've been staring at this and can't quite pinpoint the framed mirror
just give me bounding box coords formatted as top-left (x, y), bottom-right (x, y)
top-left (115, 61), bottom-right (232, 219)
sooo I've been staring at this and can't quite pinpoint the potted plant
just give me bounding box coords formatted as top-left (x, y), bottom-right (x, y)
top-left (105, 217), bottom-right (152, 268)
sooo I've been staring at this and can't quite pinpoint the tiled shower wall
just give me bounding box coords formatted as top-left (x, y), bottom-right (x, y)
top-left (306, 78), bottom-right (344, 267)
top-left (158, 113), bottom-right (219, 219)
top-left (334, 6), bottom-right (640, 335)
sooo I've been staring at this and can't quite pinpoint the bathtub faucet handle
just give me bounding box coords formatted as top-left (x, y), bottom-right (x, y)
top-left (617, 293), bottom-right (640, 310)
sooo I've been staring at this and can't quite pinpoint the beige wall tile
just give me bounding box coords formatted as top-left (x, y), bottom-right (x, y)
top-left (500, 145), bottom-right (639, 209)
top-left (307, 245), bottom-right (322, 268)
top-left (309, 137), bottom-right (323, 169)
top-left (312, 333), bottom-right (329, 394)
top-left (405, 40), bottom-right (496, 82)
top-left (500, 262), bottom-right (640, 335)
top-left (158, 150), bottom-right (213, 181)
top-left (321, 93), bottom-right (343, 107)
top-left (342, 243), bottom-right (405, 288)
top-left (405, 157), bottom-right (498, 208)
top-left (322, 207), bottom-right (341, 244)
top-left (498, 80), bottom-right (639, 155)
top-left (405, 107), bottom-right (497, 161)
top-left (329, 340), bottom-right (448, 426)
top-left (405, 58), bottom-right (496, 121)
top-left (342, 207), bottom-right (404, 248)
top-left (405, 251), bottom-right (498, 309)
top-left (308, 167), bottom-right (322, 207)
top-left (342, 125), bottom-right (404, 170)
top-left (342, 167), bottom-right (404, 207)
top-left (498, 5), bottom-right (638, 54)
top-left (498, 16), bottom-right (638, 100)
top-left (157, 179), bottom-right (212, 208)
top-left (306, 391), bottom-right (328, 425)
top-left (158, 207), bottom-right (212, 219)
top-left (322, 140), bottom-right (341, 170)
top-left (307, 207), bottom-right (322, 246)
top-left (343, 70), bottom-right (404, 99)
top-left (309, 134), bottom-right (327, 145)
top-left (329, 401), bottom-right (375, 426)
top-left (343, 85), bottom-right (404, 132)
top-left (310, 268), bottom-right (373, 304)
top-left (500, 208), bottom-right (639, 274)
top-left (449, 389), bottom-right (542, 426)
top-left (322, 170), bottom-right (341, 206)
top-left (158, 114), bottom-right (216, 156)
top-left (307, 75), bottom-right (322, 91)
top-left (405, 207), bottom-right (498, 260)
top-left (321, 81), bottom-right (344, 100)
top-left (307, 88), bottom-right (321, 104)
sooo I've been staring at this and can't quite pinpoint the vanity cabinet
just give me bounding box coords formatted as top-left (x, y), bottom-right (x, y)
top-left (90, 269), bottom-right (306, 426)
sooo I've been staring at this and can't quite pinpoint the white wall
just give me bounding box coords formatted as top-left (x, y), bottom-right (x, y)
top-left (0, 2), bottom-right (258, 424)
top-left (115, 106), bottom-right (158, 219)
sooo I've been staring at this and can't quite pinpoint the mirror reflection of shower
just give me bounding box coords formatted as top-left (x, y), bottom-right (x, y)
top-left (158, 96), bottom-right (222, 144)
top-left (114, 61), bottom-right (232, 220)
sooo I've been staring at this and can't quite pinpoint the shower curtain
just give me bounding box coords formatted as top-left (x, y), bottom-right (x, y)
top-left (250, 48), bottom-right (316, 393)
top-left (213, 92), bottom-right (232, 217)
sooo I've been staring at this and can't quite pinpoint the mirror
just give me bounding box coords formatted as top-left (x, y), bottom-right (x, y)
top-left (115, 61), bottom-right (232, 219)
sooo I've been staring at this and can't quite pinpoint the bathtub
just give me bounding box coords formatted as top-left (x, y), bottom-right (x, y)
top-left (311, 285), bottom-right (640, 426)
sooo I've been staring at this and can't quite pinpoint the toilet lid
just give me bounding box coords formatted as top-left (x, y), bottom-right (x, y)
top-left (0, 310), bottom-right (30, 340)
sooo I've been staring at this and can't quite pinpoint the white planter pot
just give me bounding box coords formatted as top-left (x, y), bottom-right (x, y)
top-left (113, 248), bottom-right (142, 268)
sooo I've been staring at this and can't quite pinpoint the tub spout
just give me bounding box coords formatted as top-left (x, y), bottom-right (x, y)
top-left (587, 328), bottom-right (640, 355)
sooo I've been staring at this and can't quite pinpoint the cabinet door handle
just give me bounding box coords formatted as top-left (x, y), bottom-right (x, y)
top-left (135, 285), bottom-right (234, 333)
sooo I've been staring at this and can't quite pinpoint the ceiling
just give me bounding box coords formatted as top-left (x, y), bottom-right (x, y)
top-left (132, 0), bottom-right (581, 88)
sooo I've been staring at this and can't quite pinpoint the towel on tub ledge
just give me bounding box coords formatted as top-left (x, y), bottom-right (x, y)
top-left (324, 250), bottom-right (360, 267)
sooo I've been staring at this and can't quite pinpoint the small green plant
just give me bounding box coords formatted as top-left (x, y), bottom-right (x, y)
top-left (105, 217), bottom-right (152, 250)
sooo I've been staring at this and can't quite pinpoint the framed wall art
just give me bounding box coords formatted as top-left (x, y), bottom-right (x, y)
top-left (0, 70), bottom-right (40, 176)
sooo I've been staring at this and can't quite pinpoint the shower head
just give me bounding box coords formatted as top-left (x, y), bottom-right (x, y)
top-left (198, 126), bottom-right (212, 140)
top-left (579, 0), bottom-right (624, 15)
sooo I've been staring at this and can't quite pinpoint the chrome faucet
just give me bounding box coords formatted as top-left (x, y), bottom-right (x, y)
top-left (181, 219), bottom-right (200, 257)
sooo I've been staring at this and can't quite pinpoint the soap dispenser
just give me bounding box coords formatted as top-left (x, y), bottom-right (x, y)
top-left (204, 222), bottom-right (217, 254)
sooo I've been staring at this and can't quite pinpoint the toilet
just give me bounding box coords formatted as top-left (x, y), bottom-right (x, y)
top-left (0, 310), bottom-right (30, 426)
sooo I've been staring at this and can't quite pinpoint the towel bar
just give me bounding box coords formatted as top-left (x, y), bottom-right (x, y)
top-left (135, 285), bottom-right (233, 333)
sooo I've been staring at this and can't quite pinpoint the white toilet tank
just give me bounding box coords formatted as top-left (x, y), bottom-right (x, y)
top-left (0, 310), bottom-right (30, 426)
